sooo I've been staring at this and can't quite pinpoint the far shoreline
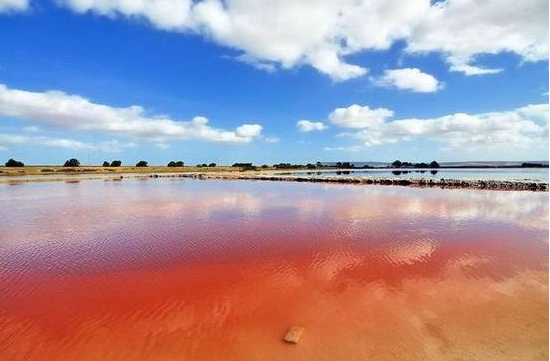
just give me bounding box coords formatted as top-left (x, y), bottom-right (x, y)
top-left (0, 166), bottom-right (547, 192)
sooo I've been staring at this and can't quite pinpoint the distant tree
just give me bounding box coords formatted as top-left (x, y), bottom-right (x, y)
top-left (316, 161), bottom-right (322, 167)
top-left (336, 162), bottom-right (342, 168)
top-left (232, 162), bottom-right (256, 170)
top-left (261, 164), bottom-right (269, 169)
top-left (208, 163), bottom-right (216, 167)
top-left (135, 161), bottom-right (148, 167)
top-left (110, 160), bottom-right (122, 167)
top-left (273, 163), bottom-right (304, 169)
top-left (5, 158), bottom-right (24, 167)
top-left (102, 161), bottom-right (110, 167)
top-left (429, 161), bottom-right (440, 168)
top-left (168, 160), bottom-right (184, 167)
top-left (196, 164), bottom-right (203, 168)
top-left (201, 163), bottom-right (208, 167)
top-left (306, 163), bottom-right (316, 169)
top-left (392, 160), bottom-right (402, 168)
top-left (63, 158), bottom-right (80, 167)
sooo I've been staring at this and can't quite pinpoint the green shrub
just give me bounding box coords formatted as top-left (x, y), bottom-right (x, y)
top-left (168, 160), bottom-right (184, 167)
top-left (5, 158), bottom-right (24, 167)
top-left (63, 158), bottom-right (80, 167)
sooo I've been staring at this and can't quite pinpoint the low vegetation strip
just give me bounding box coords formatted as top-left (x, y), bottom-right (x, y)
top-left (0, 165), bottom-right (238, 176)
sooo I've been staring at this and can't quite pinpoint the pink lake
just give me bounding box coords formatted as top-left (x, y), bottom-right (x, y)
top-left (0, 179), bottom-right (548, 360)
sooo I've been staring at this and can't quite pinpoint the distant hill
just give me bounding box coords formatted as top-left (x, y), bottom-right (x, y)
top-left (439, 161), bottom-right (549, 167)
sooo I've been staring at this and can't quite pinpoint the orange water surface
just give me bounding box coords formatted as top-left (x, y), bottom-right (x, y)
top-left (0, 179), bottom-right (548, 360)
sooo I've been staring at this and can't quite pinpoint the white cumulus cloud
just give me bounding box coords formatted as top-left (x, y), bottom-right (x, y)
top-left (54, 0), bottom-right (548, 79)
top-left (235, 123), bottom-right (262, 138)
top-left (329, 104), bottom-right (394, 129)
top-left (329, 103), bottom-right (548, 149)
top-left (296, 120), bottom-right (327, 132)
top-left (371, 68), bottom-right (441, 92)
top-left (0, 83), bottom-right (263, 144)
top-left (407, 0), bottom-right (548, 75)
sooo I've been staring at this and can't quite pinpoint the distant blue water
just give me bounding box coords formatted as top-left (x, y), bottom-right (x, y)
top-left (280, 168), bottom-right (549, 182)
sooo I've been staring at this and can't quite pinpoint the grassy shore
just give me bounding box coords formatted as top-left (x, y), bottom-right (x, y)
top-left (0, 165), bottom-right (243, 176)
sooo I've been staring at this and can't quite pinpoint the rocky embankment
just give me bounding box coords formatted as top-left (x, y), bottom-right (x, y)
top-left (172, 172), bottom-right (548, 191)
top-left (2, 171), bottom-right (547, 191)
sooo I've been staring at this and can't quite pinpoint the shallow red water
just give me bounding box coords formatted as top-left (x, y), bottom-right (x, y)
top-left (0, 179), bottom-right (548, 360)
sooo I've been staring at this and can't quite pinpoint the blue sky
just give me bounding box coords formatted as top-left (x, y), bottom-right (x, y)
top-left (0, 0), bottom-right (548, 165)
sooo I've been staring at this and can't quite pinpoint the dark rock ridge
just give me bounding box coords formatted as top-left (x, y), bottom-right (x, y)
top-left (150, 173), bottom-right (548, 192)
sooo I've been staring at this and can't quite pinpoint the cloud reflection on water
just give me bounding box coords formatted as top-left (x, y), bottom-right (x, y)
top-left (0, 179), bottom-right (547, 360)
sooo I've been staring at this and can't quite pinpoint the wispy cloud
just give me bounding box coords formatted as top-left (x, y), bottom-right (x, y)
top-left (0, 0), bottom-right (29, 13)
top-left (323, 145), bottom-right (363, 152)
top-left (0, 133), bottom-right (137, 152)
top-left (264, 136), bottom-right (280, 143)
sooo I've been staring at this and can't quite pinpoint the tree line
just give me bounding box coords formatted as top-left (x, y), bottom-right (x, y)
top-left (5, 158), bottom-right (546, 169)
top-left (3, 158), bottom-right (207, 167)
top-left (391, 160), bottom-right (440, 168)
top-left (3, 158), bottom-right (438, 168)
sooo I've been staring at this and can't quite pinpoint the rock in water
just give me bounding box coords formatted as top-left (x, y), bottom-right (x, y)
top-left (284, 326), bottom-right (304, 344)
